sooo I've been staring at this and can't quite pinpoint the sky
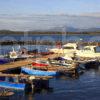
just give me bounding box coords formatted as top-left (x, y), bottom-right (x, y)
top-left (0, 0), bottom-right (100, 15)
top-left (0, 0), bottom-right (100, 31)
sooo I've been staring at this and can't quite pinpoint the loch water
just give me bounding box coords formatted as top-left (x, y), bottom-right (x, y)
top-left (9, 67), bottom-right (100, 100)
top-left (0, 34), bottom-right (100, 55)
top-left (0, 34), bottom-right (100, 100)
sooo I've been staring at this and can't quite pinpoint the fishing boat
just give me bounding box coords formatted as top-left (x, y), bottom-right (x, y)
top-left (49, 43), bottom-right (78, 57)
top-left (21, 67), bottom-right (59, 76)
top-left (76, 45), bottom-right (100, 58)
top-left (0, 76), bottom-right (25, 90)
top-left (9, 47), bottom-right (33, 60)
top-left (9, 47), bottom-right (18, 59)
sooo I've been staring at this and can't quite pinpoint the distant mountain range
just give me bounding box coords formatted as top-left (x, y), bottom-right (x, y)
top-left (34, 27), bottom-right (100, 32)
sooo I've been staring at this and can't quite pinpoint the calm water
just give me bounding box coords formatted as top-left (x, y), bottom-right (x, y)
top-left (0, 34), bottom-right (100, 55)
top-left (9, 67), bottom-right (100, 100)
top-left (0, 34), bottom-right (100, 42)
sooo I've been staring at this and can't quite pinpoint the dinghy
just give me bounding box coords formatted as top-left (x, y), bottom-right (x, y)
top-left (0, 81), bottom-right (25, 90)
top-left (0, 76), bottom-right (25, 90)
top-left (21, 67), bottom-right (59, 76)
top-left (32, 60), bottom-right (49, 67)
top-left (0, 58), bottom-right (11, 64)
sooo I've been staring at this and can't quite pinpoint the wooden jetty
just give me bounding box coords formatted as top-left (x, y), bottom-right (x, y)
top-left (0, 73), bottom-right (53, 80)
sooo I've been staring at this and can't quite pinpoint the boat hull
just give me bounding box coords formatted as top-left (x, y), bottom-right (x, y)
top-left (21, 67), bottom-right (59, 76)
top-left (0, 58), bottom-right (11, 64)
top-left (0, 81), bottom-right (25, 90)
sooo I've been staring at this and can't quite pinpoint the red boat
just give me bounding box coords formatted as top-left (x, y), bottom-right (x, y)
top-left (32, 60), bottom-right (49, 67)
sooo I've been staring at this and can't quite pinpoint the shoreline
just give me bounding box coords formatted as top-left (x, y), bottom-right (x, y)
top-left (0, 41), bottom-right (100, 46)
top-left (0, 30), bottom-right (100, 35)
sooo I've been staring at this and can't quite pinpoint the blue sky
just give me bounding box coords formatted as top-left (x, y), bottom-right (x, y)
top-left (0, 0), bottom-right (100, 15)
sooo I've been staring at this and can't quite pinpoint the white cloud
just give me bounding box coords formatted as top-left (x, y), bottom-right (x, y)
top-left (0, 14), bottom-right (100, 31)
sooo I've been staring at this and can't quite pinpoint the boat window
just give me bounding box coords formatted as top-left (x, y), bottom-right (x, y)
top-left (40, 61), bottom-right (47, 64)
top-left (83, 48), bottom-right (91, 50)
top-left (63, 47), bottom-right (74, 49)
top-left (95, 46), bottom-right (100, 53)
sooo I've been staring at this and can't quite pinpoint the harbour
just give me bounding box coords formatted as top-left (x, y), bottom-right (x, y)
top-left (0, 0), bottom-right (100, 99)
top-left (0, 39), bottom-right (100, 100)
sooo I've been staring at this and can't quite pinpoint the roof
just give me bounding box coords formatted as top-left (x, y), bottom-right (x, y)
top-left (63, 43), bottom-right (77, 48)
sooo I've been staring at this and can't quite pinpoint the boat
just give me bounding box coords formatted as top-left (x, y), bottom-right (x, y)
top-left (21, 67), bottom-right (59, 76)
top-left (51, 43), bottom-right (100, 59)
top-left (0, 76), bottom-right (25, 90)
top-left (9, 47), bottom-right (33, 60)
top-left (32, 60), bottom-right (49, 67)
top-left (49, 43), bottom-right (78, 57)
top-left (0, 88), bottom-right (14, 99)
top-left (76, 45), bottom-right (100, 58)
top-left (0, 81), bottom-right (25, 90)
top-left (9, 47), bottom-right (18, 59)
top-left (0, 58), bottom-right (11, 64)
top-left (48, 57), bottom-right (72, 67)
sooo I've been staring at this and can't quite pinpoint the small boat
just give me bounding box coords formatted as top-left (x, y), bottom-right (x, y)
top-left (9, 47), bottom-right (18, 59)
top-left (9, 47), bottom-right (33, 60)
top-left (49, 43), bottom-right (78, 57)
top-left (0, 77), bottom-right (25, 90)
top-left (21, 67), bottom-right (59, 76)
top-left (0, 58), bottom-right (11, 64)
top-left (0, 88), bottom-right (14, 99)
top-left (0, 81), bottom-right (25, 90)
top-left (48, 57), bottom-right (72, 67)
top-left (32, 60), bottom-right (49, 67)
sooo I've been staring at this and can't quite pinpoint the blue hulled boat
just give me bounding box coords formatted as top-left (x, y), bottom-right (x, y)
top-left (0, 81), bottom-right (25, 90)
top-left (21, 67), bottom-right (59, 76)
top-left (0, 77), bottom-right (25, 90)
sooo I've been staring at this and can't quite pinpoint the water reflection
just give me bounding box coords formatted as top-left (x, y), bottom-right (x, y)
top-left (2, 66), bottom-right (100, 100)
top-left (25, 79), bottom-right (53, 94)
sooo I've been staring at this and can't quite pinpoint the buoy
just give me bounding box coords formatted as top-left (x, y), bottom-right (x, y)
top-left (28, 76), bottom-right (36, 80)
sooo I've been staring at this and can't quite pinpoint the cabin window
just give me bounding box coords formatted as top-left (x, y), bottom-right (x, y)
top-left (63, 47), bottom-right (74, 49)
top-left (40, 61), bottom-right (47, 64)
top-left (83, 48), bottom-right (91, 51)
top-left (95, 46), bottom-right (100, 53)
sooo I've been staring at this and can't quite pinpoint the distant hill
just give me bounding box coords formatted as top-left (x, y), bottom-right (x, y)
top-left (40, 26), bottom-right (100, 32)
top-left (0, 29), bottom-right (100, 34)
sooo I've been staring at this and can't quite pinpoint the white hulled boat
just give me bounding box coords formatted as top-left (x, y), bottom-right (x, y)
top-left (76, 45), bottom-right (100, 58)
top-left (49, 43), bottom-right (78, 57)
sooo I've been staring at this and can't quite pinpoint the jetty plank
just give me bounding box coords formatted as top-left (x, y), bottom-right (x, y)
top-left (0, 59), bottom-right (33, 72)
top-left (0, 73), bottom-right (53, 79)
